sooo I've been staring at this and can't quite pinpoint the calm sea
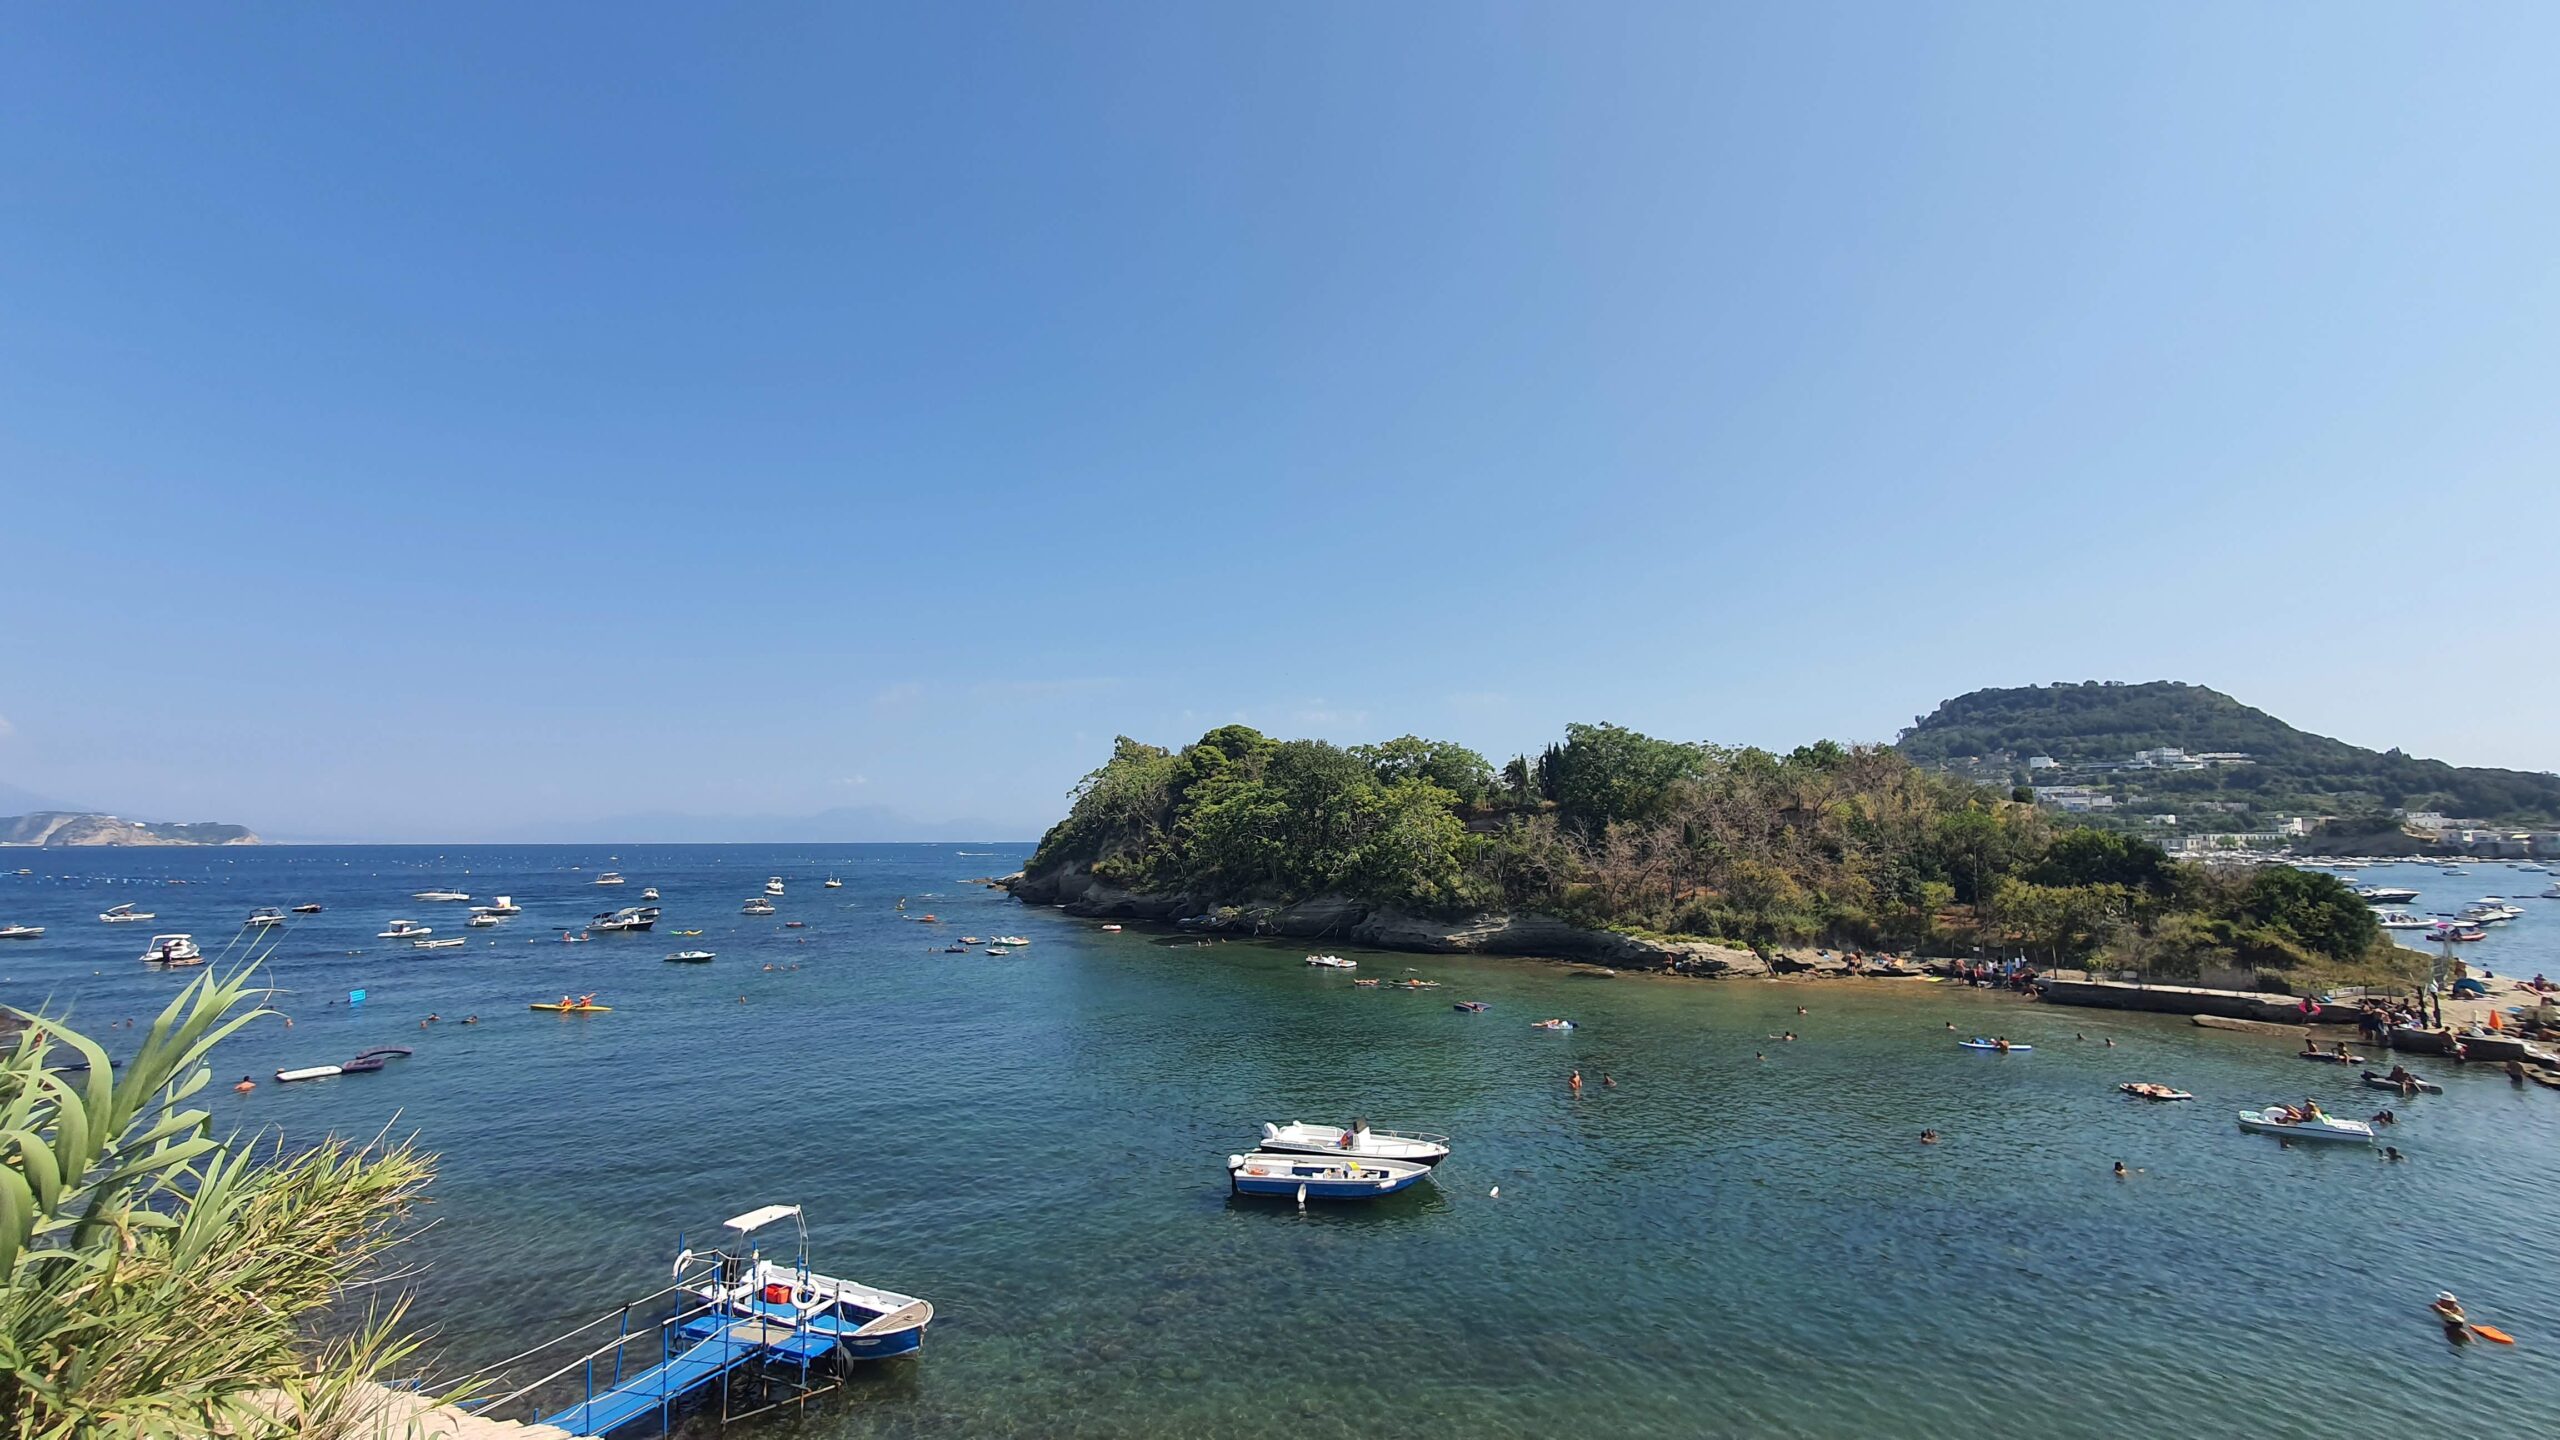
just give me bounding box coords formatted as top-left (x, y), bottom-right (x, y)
top-left (5, 848), bottom-right (2559, 1438)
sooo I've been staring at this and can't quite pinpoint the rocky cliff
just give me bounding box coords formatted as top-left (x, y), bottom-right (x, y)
top-left (0, 812), bottom-right (261, 847)
top-left (1007, 860), bottom-right (1768, 975)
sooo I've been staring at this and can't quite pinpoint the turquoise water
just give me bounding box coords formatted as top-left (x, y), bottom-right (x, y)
top-left (6, 850), bottom-right (2560, 1437)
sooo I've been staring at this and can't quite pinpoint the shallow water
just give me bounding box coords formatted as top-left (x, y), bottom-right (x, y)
top-left (5, 850), bottom-right (2558, 1437)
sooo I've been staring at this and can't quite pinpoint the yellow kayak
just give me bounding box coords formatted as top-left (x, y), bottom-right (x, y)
top-left (529, 1003), bottom-right (612, 1013)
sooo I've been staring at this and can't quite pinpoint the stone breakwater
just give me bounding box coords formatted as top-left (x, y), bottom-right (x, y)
top-left (1001, 862), bottom-right (1768, 975)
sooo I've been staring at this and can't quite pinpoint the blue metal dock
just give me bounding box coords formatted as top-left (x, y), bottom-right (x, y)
top-left (535, 1318), bottom-right (804, 1437)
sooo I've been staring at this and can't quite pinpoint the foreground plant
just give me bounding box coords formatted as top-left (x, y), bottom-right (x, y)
top-left (0, 968), bottom-right (438, 1439)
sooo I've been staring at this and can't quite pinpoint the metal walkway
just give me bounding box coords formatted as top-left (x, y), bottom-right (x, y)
top-left (534, 1319), bottom-right (790, 1437)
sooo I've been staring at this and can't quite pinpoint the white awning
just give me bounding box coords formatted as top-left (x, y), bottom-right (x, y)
top-left (722, 1204), bottom-right (801, 1234)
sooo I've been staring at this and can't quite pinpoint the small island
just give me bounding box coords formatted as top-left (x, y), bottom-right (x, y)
top-left (1012, 719), bottom-right (2398, 989)
top-left (0, 811), bottom-right (261, 847)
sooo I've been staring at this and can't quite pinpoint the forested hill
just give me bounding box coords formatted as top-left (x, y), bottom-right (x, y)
top-left (1896, 682), bottom-right (2560, 823)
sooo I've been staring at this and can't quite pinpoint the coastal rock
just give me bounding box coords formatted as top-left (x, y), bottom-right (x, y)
top-left (0, 812), bottom-right (261, 847)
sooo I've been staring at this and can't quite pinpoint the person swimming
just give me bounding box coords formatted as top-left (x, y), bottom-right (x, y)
top-left (2113, 1161), bottom-right (2127, 1178)
top-left (234, 1075), bottom-right (255, 1093)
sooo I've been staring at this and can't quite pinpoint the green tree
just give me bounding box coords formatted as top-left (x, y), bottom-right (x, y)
top-left (1550, 723), bottom-right (1706, 833)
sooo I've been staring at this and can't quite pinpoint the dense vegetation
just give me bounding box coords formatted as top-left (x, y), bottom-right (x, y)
top-left (1027, 722), bottom-right (2391, 978)
top-left (1896, 681), bottom-right (2560, 824)
top-left (2, 970), bottom-right (437, 1438)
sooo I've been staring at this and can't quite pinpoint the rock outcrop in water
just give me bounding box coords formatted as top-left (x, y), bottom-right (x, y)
top-left (0, 812), bottom-right (261, 847)
top-left (1007, 860), bottom-right (1767, 975)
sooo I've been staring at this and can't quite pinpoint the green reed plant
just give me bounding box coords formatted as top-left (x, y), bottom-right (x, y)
top-left (1, 967), bottom-right (439, 1439)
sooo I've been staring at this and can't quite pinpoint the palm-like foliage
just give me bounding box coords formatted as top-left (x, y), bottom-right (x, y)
top-left (1, 968), bottom-right (438, 1439)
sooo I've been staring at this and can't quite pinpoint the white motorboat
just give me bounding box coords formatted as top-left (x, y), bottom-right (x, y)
top-left (824, 877), bottom-right (843, 889)
top-left (1258, 1120), bottom-right (1451, 1166)
top-left (412, 889), bottom-right (472, 902)
top-left (679, 1204), bottom-right (933, 1362)
top-left (2357, 885), bottom-right (2422, 904)
top-left (245, 907), bottom-right (287, 928)
top-left (291, 902), bottom-right (324, 914)
top-left (991, 935), bottom-right (1030, 946)
top-left (591, 906), bottom-right (660, 933)
top-left (2545, 882), bottom-right (2560, 900)
top-left (379, 920), bottom-right (433, 940)
top-left (0, 924), bottom-right (45, 940)
top-left (99, 902), bottom-right (157, 923)
top-left (141, 933), bottom-right (203, 966)
top-left (1304, 954), bottom-right (1357, 969)
top-left (742, 898), bottom-right (777, 916)
top-left (482, 895), bottom-right (521, 915)
top-left (594, 872), bottom-right (626, 887)
top-left (663, 950), bottom-right (716, 963)
top-left (467, 912), bottom-right (499, 927)
top-left (2371, 910), bottom-right (2431, 930)
top-left (640, 887), bottom-right (660, 901)
top-left (765, 877), bottom-right (787, 896)
top-left (2235, 1106), bottom-right (2375, 1144)
top-left (2461, 901), bottom-right (2524, 924)
top-left (412, 936), bottom-right (467, 950)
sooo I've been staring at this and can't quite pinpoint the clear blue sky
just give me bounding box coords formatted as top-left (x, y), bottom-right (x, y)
top-left (4, 5), bottom-right (2556, 840)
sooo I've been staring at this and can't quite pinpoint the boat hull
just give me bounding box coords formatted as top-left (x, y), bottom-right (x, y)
top-left (1227, 1151), bottom-right (1433, 1199)
top-left (2235, 1110), bottom-right (2374, 1143)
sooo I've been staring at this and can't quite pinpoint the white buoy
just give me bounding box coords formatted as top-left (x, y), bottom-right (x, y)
top-left (1296, 1183), bottom-right (1308, 1208)
top-left (1489, 1186), bottom-right (1500, 1198)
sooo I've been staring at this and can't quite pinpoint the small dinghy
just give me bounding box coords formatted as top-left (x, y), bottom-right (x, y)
top-left (2361, 1070), bottom-right (2445, 1094)
top-left (1227, 1150), bottom-right (1434, 1200)
top-left (2118, 1083), bottom-right (2194, 1101)
top-left (2236, 1106), bottom-right (2375, 1143)
top-left (1960, 1038), bottom-right (2030, 1053)
top-left (1258, 1120), bottom-right (1451, 1166)
top-left (664, 950), bottom-right (716, 963)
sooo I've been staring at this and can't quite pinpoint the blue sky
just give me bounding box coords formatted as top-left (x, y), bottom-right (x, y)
top-left (4, 5), bottom-right (2556, 840)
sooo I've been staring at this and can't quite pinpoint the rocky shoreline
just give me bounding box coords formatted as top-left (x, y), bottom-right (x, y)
top-left (998, 862), bottom-right (1771, 976)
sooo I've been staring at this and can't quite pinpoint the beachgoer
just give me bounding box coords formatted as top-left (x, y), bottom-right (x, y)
top-left (2385, 1146), bottom-right (2405, 1162)
top-left (234, 1075), bottom-right (255, 1093)
top-left (1920, 1130), bottom-right (1939, 1144)
top-left (2113, 1161), bottom-right (2127, 1178)
top-left (1569, 1070), bottom-right (1583, 1094)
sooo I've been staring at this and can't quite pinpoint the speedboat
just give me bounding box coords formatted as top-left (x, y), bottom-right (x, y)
top-left (1257, 1120), bottom-right (1450, 1166)
top-left (824, 877), bottom-right (843, 889)
top-left (764, 877), bottom-right (786, 896)
top-left (640, 887), bottom-right (660, 901)
top-left (141, 934), bottom-right (203, 966)
top-left (0, 924), bottom-right (43, 940)
top-left (664, 950), bottom-right (716, 963)
top-left (590, 906), bottom-right (661, 932)
top-left (379, 920), bottom-right (433, 939)
top-left (1304, 954), bottom-right (1357, 969)
top-left (2371, 909), bottom-right (2431, 930)
top-left (467, 912), bottom-right (499, 927)
top-left (1227, 1150), bottom-right (1434, 1200)
top-left (679, 1204), bottom-right (932, 1362)
top-left (99, 902), bottom-right (157, 923)
top-left (742, 898), bottom-right (777, 916)
top-left (290, 902), bottom-right (324, 914)
top-left (412, 889), bottom-right (471, 902)
top-left (2358, 885), bottom-right (2422, 904)
top-left (2236, 1106), bottom-right (2375, 1143)
top-left (593, 872), bottom-right (626, 887)
top-left (244, 908), bottom-right (288, 928)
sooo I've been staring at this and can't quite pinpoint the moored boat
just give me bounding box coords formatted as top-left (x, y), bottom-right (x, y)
top-left (743, 898), bottom-right (777, 916)
top-left (290, 903), bottom-right (324, 914)
top-left (412, 889), bottom-right (472, 902)
top-left (591, 905), bottom-right (661, 932)
top-left (0, 924), bottom-right (44, 940)
top-left (99, 902), bottom-right (157, 923)
top-left (245, 907), bottom-right (287, 928)
top-left (141, 934), bottom-right (202, 966)
top-left (593, 872), bottom-right (626, 887)
top-left (1227, 1150), bottom-right (1434, 1200)
top-left (685, 1203), bottom-right (933, 1361)
top-left (765, 877), bottom-right (786, 896)
top-left (2235, 1106), bottom-right (2375, 1143)
top-left (664, 950), bottom-right (716, 963)
top-left (412, 936), bottom-right (467, 950)
top-left (1304, 954), bottom-right (1356, 969)
top-left (1258, 1120), bottom-right (1450, 1166)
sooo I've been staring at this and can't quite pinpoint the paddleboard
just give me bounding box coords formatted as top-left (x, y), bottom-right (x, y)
top-left (1960, 1040), bottom-right (2031, 1052)
top-left (276, 1065), bottom-right (343, 1082)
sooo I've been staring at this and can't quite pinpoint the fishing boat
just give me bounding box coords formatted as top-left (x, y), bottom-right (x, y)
top-left (379, 920), bottom-right (432, 939)
top-left (0, 924), bottom-right (46, 940)
top-left (99, 902), bottom-right (157, 923)
top-left (823, 877), bottom-right (843, 889)
top-left (141, 934), bottom-right (203, 966)
top-left (743, 898), bottom-right (777, 916)
top-left (664, 950), bottom-right (716, 963)
top-left (593, 872), bottom-right (626, 887)
top-left (1959, 1038), bottom-right (2030, 1052)
top-left (765, 877), bottom-right (786, 896)
top-left (2361, 1069), bottom-right (2445, 1094)
top-left (2235, 1106), bottom-right (2375, 1143)
top-left (1257, 1120), bottom-right (1450, 1166)
top-left (412, 889), bottom-right (472, 902)
top-left (1304, 954), bottom-right (1357, 969)
top-left (413, 936), bottom-right (467, 950)
top-left (683, 1203), bottom-right (934, 1361)
top-left (591, 905), bottom-right (661, 933)
top-left (290, 903), bottom-right (324, 914)
top-left (245, 907), bottom-right (287, 928)
top-left (2117, 1083), bottom-right (2194, 1101)
top-left (1227, 1150), bottom-right (1434, 1200)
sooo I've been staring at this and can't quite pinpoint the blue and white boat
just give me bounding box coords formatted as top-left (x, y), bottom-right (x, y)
top-left (682, 1203), bottom-right (934, 1361)
top-left (1226, 1150), bottom-right (1434, 1200)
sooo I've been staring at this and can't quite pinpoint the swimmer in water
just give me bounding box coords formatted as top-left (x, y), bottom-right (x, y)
top-left (1569, 1069), bottom-right (1583, 1095)
top-left (1920, 1129), bottom-right (1939, 1144)
top-left (234, 1075), bottom-right (256, 1093)
top-left (2113, 1161), bottom-right (2127, 1179)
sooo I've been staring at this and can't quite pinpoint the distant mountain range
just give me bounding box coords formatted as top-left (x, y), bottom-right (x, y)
top-left (1897, 681), bottom-right (2560, 824)
top-left (0, 812), bottom-right (263, 847)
